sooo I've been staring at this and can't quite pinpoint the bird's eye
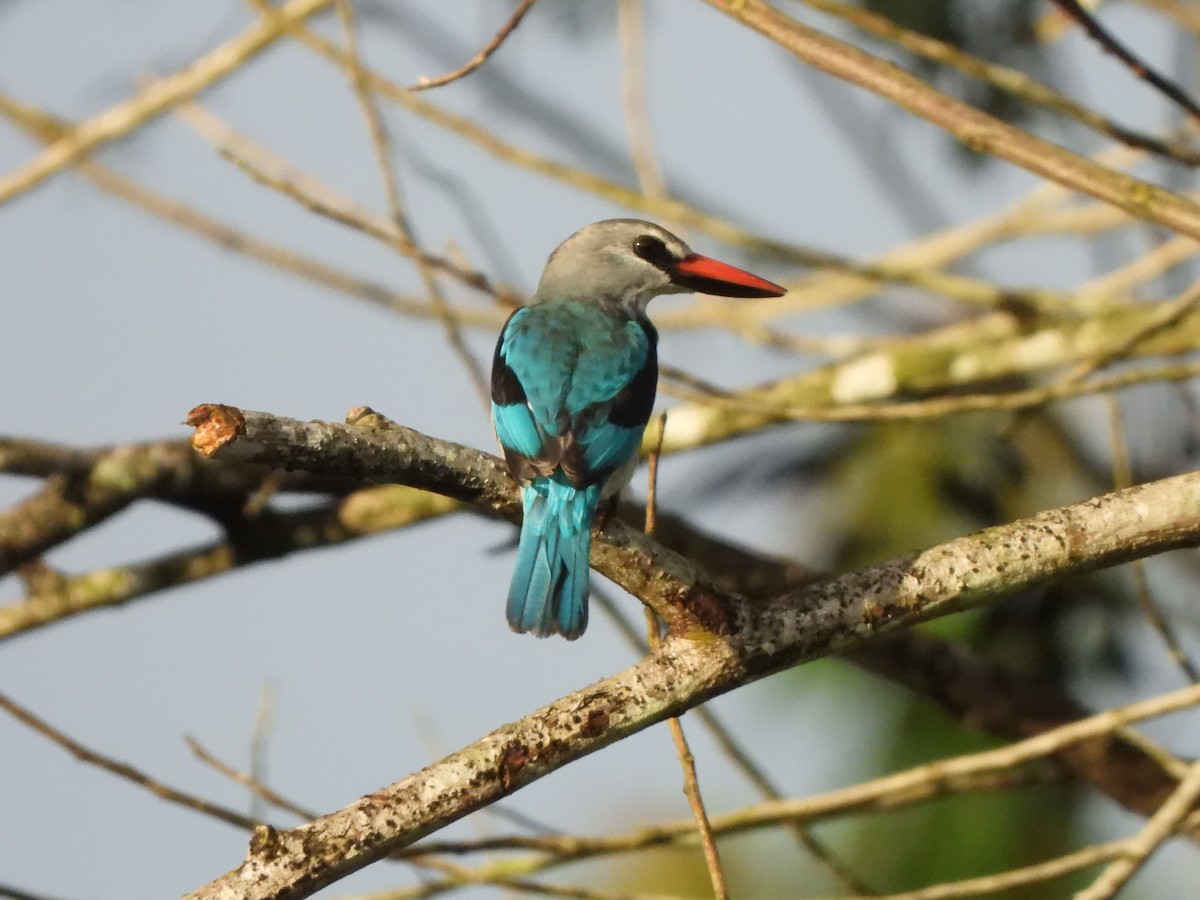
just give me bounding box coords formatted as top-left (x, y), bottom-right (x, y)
top-left (632, 235), bottom-right (672, 268)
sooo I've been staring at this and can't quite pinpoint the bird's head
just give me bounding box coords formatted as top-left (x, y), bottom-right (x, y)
top-left (535, 219), bottom-right (786, 312)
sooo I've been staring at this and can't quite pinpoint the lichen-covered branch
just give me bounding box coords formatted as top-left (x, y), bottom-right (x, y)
top-left (182, 404), bottom-right (1200, 898)
top-left (188, 404), bottom-right (724, 635)
top-left (657, 298), bottom-right (1200, 454)
top-left (0, 484), bottom-right (461, 643)
top-left (0, 435), bottom-right (369, 579)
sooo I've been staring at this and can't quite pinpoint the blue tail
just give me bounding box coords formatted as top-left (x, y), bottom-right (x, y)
top-left (507, 474), bottom-right (602, 640)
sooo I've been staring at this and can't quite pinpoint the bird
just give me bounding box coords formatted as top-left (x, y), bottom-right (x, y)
top-left (491, 219), bottom-right (786, 639)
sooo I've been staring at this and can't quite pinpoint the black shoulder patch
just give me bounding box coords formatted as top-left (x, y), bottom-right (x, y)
top-left (608, 319), bottom-right (658, 429)
top-left (491, 314), bottom-right (528, 407)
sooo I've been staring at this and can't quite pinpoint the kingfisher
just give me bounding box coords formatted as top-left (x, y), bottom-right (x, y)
top-left (491, 219), bottom-right (786, 639)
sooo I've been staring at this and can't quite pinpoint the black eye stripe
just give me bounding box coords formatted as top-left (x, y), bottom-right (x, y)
top-left (632, 235), bottom-right (674, 269)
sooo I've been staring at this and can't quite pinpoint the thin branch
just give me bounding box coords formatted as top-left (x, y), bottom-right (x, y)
top-left (174, 101), bottom-right (500, 299)
top-left (404, 766), bottom-right (1062, 875)
top-left (852, 841), bottom-right (1124, 900)
top-left (1142, 0), bottom-right (1200, 35)
top-left (618, 0), bottom-right (668, 199)
top-left (0, 0), bottom-right (335, 206)
top-left (851, 630), bottom-right (1193, 826)
top-left (1050, 0), bottom-right (1200, 122)
top-left (0, 92), bottom-right (505, 330)
top-left (661, 719), bottom-right (726, 897)
top-left (1105, 394), bottom-right (1200, 683)
top-left (643, 413), bottom-right (729, 900)
top-left (593, 588), bottom-right (874, 894)
top-left (188, 674), bottom-right (1200, 896)
top-left (0, 692), bottom-right (258, 831)
top-left (249, 684), bottom-right (277, 823)
top-left (704, 0), bottom-right (1200, 240)
top-left (1066, 278), bottom-right (1200, 381)
top-left (679, 143), bottom-right (1153, 329)
top-left (407, 0), bottom-right (537, 92)
top-left (0, 438), bottom-right (307, 577)
top-left (186, 736), bottom-right (318, 822)
top-left (1075, 234), bottom-right (1200, 301)
top-left (334, 0), bottom-right (490, 403)
top-left (798, 0), bottom-right (1200, 166)
top-left (0, 881), bottom-right (78, 900)
top-left (664, 359), bottom-right (1200, 432)
top-left (656, 299), bottom-right (1200, 454)
top-left (1075, 758), bottom-right (1200, 899)
top-left (266, 9), bottom-right (1084, 315)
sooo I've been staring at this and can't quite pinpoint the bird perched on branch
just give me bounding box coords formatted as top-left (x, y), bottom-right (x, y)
top-left (491, 219), bottom-right (786, 639)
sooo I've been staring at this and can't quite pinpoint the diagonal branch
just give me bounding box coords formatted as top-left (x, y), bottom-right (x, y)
top-left (703, 0), bottom-right (1200, 240)
top-left (1076, 758), bottom-right (1200, 899)
top-left (0, 0), bottom-right (335, 206)
top-left (1050, 0), bottom-right (1200, 123)
top-left (0, 692), bottom-right (258, 831)
top-left (407, 0), bottom-right (537, 92)
top-left (182, 402), bottom-right (1200, 898)
top-left (800, 0), bottom-right (1200, 166)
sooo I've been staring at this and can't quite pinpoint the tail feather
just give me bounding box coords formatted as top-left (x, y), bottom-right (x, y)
top-left (507, 476), bottom-right (599, 640)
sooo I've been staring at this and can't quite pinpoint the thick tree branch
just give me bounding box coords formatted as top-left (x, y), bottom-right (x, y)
top-left (188, 405), bottom-right (726, 635)
top-left (4, 416), bottom-right (1189, 832)
top-left (0, 437), bottom-right (362, 578)
top-left (182, 404), bottom-right (1200, 898)
top-left (0, 484), bottom-right (461, 643)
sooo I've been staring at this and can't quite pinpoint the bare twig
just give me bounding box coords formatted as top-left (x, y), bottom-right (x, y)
top-left (174, 101), bottom-right (499, 299)
top-left (188, 673), bottom-right (1200, 896)
top-left (593, 589), bottom-right (874, 894)
top-left (656, 309), bottom-right (1200, 454)
top-left (0, 881), bottom-right (76, 900)
top-left (0, 484), bottom-right (462, 643)
top-left (1076, 234), bottom-right (1200, 302)
top-left (705, 0), bottom-right (1200, 240)
top-left (799, 0), bottom-right (1200, 165)
top-left (0, 692), bottom-right (258, 831)
top-left (1105, 394), bottom-right (1200, 683)
top-left (618, 0), bottom-right (668, 200)
top-left (0, 439), bottom-right (299, 577)
top-left (186, 736), bottom-right (317, 822)
top-left (269, 10), bottom-right (1084, 314)
top-left (643, 413), bottom-right (730, 899)
top-left (1075, 758), bottom-right (1200, 900)
top-left (664, 359), bottom-right (1200, 429)
top-left (855, 841), bottom-right (1124, 900)
top-left (249, 686), bottom-right (277, 823)
top-left (0, 0), bottom-right (335, 206)
top-left (1066, 278), bottom-right (1200, 382)
top-left (407, 0), bottom-right (537, 92)
top-left (333, 0), bottom-right (489, 403)
top-left (1050, 0), bottom-right (1200, 122)
top-left (0, 92), bottom-right (504, 330)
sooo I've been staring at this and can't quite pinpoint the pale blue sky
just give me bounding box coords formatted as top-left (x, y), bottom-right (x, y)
top-left (1, 2), bottom-right (1197, 897)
